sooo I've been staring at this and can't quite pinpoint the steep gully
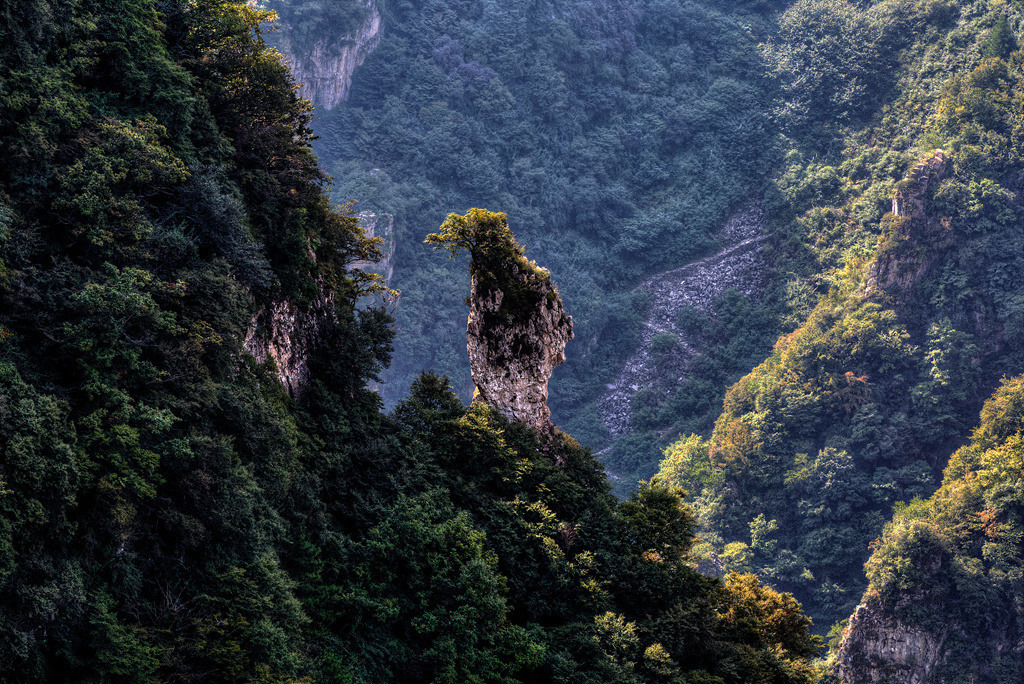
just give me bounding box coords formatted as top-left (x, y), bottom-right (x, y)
top-left (597, 204), bottom-right (768, 440)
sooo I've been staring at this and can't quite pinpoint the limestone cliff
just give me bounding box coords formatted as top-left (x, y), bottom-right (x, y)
top-left (242, 213), bottom-right (389, 398)
top-left (865, 150), bottom-right (948, 296)
top-left (467, 262), bottom-right (573, 432)
top-left (891, 150), bottom-right (947, 219)
top-left (837, 594), bottom-right (948, 684)
top-left (277, 1), bottom-right (382, 110)
top-left (836, 591), bottom-right (1021, 683)
top-left (243, 291), bottom-right (334, 398)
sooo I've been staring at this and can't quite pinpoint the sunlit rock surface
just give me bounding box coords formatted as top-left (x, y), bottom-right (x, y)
top-left (467, 263), bottom-right (573, 432)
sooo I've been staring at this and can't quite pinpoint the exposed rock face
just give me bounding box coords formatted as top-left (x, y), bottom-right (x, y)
top-left (243, 214), bottom-right (389, 398)
top-left (837, 587), bottom-right (1020, 683)
top-left (892, 150), bottom-right (947, 218)
top-left (866, 150), bottom-right (949, 296)
top-left (350, 211), bottom-right (395, 287)
top-left (837, 595), bottom-right (948, 684)
top-left (598, 204), bottom-right (767, 438)
top-left (467, 265), bottom-right (573, 432)
top-left (243, 292), bottom-right (334, 398)
top-left (278, 1), bottom-right (382, 110)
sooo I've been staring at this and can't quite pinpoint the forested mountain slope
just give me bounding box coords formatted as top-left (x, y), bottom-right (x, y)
top-left (0, 1), bottom-right (819, 681)
top-left (658, 0), bottom-right (1024, 643)
top-left (269, 0), bottom-right (1024, 666)
top-left (834, 375), bottom-right (1024, 683)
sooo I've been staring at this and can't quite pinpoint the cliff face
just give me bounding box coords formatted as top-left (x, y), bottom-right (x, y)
top-left (243, 292), bottom-right (334, 398)
top-left (279, 1), bottom-right (382, 110)
top-left (865, 150), bottom-right (948, 295)
top-left (837, 595), bottom-right (948, 684)
top-left (891, 150), bottom-right (947, 219)
top-left (467, 264), bottom-right (573, 432)
top-left (836, 592), bottom-right (1021, 683)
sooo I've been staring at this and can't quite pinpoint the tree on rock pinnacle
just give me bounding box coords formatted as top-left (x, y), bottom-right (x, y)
top-left (427, 209), bottom-right (573, 432)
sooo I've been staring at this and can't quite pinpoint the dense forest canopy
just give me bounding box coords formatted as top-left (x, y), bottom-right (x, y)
top-left (0, 0), bottom-right (821, 681)
top-left (5, 0), bottom-right (1024, 679)
top-left (841, 374), bottom-right (1024, 681)
top-left (655, 0), bottom-right (1024, 644)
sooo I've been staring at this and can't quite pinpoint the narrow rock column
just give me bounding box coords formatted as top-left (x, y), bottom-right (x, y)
top-left (427, 208), bottom-right (573, 433)
top-left (865, 149), bottom-right (949, 296)
top-left (467, 263), bottom-right (573, 431)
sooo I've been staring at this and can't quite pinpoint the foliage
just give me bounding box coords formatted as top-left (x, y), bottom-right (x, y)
top-left (0, 0), bottom-right (379, 679)
top-left (658, 0), bottom-right (1024, 638)
top-left (262, 0), bottom-right (372, 51)
top-left (425, 208), bottom-right (556, 325)
top-left (16, 0), bottom-right (1024, 678)
top-left (0, 3), bottom-right (820, 681)
top-left (426, 208), bottom-right (547, 283)
top-left (854, 375), bottom-right (1024, 679)
top-left (604, 289), bottom-right (783, 496)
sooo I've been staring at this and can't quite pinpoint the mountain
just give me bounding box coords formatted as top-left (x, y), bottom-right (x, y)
top-left (268, 0), bottom-right (1024, 653)
top-left (8, 0), bottom-right (1024, 679)
top-left (264, 0), bottom-right (789, 492)
top-left (654, 0), bottom-right (1024, 642)
top-left (834, 375), bottom-right (1024, 683)
top-left (0, 0), bottom-right (818, 681)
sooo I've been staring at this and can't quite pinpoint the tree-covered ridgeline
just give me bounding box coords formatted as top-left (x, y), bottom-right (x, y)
top-left (659, 0), bottom-right (1024, 640)
top-left (0, 1), bottom-right (819, 681)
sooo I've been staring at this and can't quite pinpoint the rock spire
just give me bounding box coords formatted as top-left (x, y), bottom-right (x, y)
top-left (865, 149), bottom-right (949, 296)
top-left (427, 208), bottom-right (573, 432)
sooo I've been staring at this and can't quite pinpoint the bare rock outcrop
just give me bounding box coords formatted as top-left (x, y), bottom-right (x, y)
top-left (429, 209), bottom-right (573, 434)
top-left (892, 150), bottom-right (947, 219)
top-left (468, 265), bottom-right (574, 432)
top-left (243, 214), bottom-right (389, 398)
top-left (837, 595), bottom-right (948, 684)
top-left (278, 1), bottom-right (382, 110)
top-left (243, 291), bottom-right (334, 398)
top-left (866, 150), bottom-right (949, 296)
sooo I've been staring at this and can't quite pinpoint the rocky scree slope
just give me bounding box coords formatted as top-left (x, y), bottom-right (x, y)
top-left (599, 204), bottom-right (768, 438)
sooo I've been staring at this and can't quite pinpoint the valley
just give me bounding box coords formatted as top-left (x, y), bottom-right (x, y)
top-left (3, 0), bottom-right (1024, 680)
